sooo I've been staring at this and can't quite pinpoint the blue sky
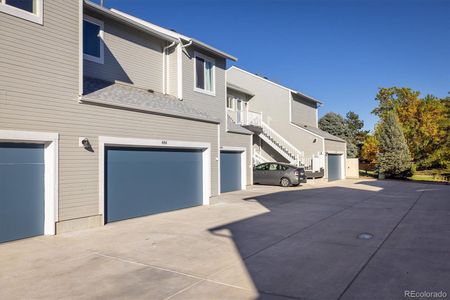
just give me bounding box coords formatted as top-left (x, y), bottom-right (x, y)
top-left (97, 0), bottom-right (450, 130)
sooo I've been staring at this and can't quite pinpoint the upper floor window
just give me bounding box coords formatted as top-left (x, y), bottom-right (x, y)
top-left (194, 52), bottom-right (215, 95)
top-left (0, 0), bottom-right (43, 24)
top-left (83, 15), bottom-right (104, 64)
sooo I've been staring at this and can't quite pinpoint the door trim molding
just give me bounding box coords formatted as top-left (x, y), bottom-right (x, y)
top-left (98, 136), bottom-right (211, 225)
top-left (0, 130), bottom-right (59, 236)
top-left (220, 146), bottom-right (247, 190)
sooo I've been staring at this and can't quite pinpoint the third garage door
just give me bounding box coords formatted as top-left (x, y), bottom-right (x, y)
top-left (220, 151), bottom-right (242, 193)
top-left (105, 147), bottom-right (203, 223)
top-left (327, 154), bottom-right (343, 181)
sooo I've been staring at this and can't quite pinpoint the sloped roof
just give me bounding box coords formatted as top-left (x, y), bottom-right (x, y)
top-left (226, 116), bottom-right (253, 135)
top-left (109, 9), bottom-right (237, 61)
top-left (227, 82), bottom-right (254, 97)
top-left (292, 122), bottom-right (345, 142)
top-left (228, 66), bottom-right (323, 104)
top-left (81, 77), bottom-right (219, 124)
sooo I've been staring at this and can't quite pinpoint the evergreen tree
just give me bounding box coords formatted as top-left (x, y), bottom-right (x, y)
top-left (376, 112), bottom-right (412, 177)
top-left (319, 112), bottom-right (357, 157)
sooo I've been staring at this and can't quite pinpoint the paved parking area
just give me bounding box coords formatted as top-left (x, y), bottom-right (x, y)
top-left (1, 179), bottom-right (449, 299)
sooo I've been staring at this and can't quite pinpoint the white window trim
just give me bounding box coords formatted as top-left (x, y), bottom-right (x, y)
top-left (220, 146), bottom-right (247, 191)
top-left (98, 136), bottom-right (211, 225)
top-left (0, 0), bottom-right (43, 24)
top-left (0, 130), bottom-right (59, 236)
top-left (83, 15), bottom-right (104, 64)
top-left (193, 51), bottom-right (216, 96)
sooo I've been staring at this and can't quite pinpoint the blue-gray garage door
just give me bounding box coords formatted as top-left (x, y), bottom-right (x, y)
top-left (327, 154), bottom-right (342, 181)
top-left (220, 151), bottom-right (242, 193)
top-left (105, 147), bottom-right (203, 223)
top-left (0, 143), bottom-right (45, 243)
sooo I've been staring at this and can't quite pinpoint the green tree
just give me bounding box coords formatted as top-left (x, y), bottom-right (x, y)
top-left (376, 112), bottom-right (412, 177)
top-left (345, 111), bottom-right (369, 153)
top-left (319, 112), bottom-right (357, 157)
top-left (372, 87), bottom-right (448, 168)
top-left (361, 134), bottom-right (378, 164)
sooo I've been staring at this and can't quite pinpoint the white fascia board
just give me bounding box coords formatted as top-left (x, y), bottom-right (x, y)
top-left (290, 122), bottom-right (325, 140)
top-left (111, 8), bottom-right (237, 62)
top-left (228, 66), bottom-right (322, 104)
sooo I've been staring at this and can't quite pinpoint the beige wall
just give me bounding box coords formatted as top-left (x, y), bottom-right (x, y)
top-left (181, 46), bottom-right (253, 184)
top-left (291, 93), bottom-right (318, 127)
top-left (325, 139), bottom-right (346, 153)
top-left (227, 68), bottom-right (323, 158)
top-left (0, 1), bottom-right (219, 231)
top-left (346, 158), bottom-right (359, 179)
top-left (84, 9), bottom-right (165, 91)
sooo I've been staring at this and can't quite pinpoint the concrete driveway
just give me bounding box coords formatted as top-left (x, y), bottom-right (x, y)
top-left (1, 180), bottom-right (449, 300)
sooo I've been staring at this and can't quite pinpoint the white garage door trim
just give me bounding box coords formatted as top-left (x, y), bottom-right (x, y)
top-left (0, 130), bottom-right (59, 236)
top-left (220, 146), bottom-right (247, 192)
top-left (98, 136), bottom-right (211, 225)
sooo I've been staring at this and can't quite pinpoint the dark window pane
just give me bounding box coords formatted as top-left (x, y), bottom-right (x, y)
top-left (83, 20), bottom-right (101, 58)
top-left (5, 0), bottom-right (34, 13)
top-left (196, 56), bottom-right (205, 89)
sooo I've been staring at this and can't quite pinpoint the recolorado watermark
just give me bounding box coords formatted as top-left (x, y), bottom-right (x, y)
top-left (404, 290), bottom-right (448, 298)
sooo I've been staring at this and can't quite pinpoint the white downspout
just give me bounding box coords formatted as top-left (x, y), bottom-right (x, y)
top-left (162, 41), bottom-right (177, 95)
top-left (176, 39), bottom-right (194, 99)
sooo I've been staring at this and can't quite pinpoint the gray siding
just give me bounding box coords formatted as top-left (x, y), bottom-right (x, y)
top-left (181, 46), bottom-right (227, 126)
top-left (181, 47), bottom-right (252, 184)
top-left (167, 46), bottom-right (178, 97)
top-left (0, 1), bottom-right (218, 228)
top-left (325, 140), bottom-right (346, 153)
top-left (227, 68), bottom-right (323, 158)
top-left (84, 9), bottom-right (164, 92)
top-left (291, 93), bottom-right (318, 127)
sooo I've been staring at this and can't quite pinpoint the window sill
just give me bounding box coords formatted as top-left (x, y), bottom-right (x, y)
top-left (84, 54), bottom-right (104, 64)
top-left (0, 3), bottom-right (42, 25)
top-left (194, 87), bottom-right (216, 97)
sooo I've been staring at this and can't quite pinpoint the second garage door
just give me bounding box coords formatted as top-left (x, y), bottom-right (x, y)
top-left (105, 147), bottom-right (203, 223)
top-left (327, 154), bottom-right (343, 181)
top-left (220, 151), bottom-right (242, 193)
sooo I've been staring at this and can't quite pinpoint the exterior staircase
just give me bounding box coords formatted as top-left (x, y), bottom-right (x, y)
top-left (257, 121), bottom-right (305, 166)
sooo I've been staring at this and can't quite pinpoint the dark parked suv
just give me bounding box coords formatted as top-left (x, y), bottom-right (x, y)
top-left (253, 162), bottom-right (307, 187)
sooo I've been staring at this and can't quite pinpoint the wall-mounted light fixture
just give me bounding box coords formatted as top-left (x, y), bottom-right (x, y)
top-left (79, 137), bottom-right (94, 152)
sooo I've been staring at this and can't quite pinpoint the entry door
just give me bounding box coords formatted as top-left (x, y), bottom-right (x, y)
top-left (236, 100), bottom-right (245, 124)
top-left (327, 154), bottom-right (342, 181)
top-left (105, 147), bottom-right (203, 223)
top-left (220, 151), bottom-right (242, 193)
top-left (0, 143), bottom-right (45, 243)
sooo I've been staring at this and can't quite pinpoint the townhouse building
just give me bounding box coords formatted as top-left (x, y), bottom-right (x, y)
top-left (0, 0), bottom-right (251, 243)
top-left (226, 67), bottom-right (347, 181)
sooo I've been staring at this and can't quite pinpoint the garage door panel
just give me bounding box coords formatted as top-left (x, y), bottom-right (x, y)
top-left (0, 143), bottom-right (44, 243)
top-left (106, 147), bottom-right (203, 223)
top-left (220, 151), bottom-right (242, 193)
top-left (328, 154), bottom-right (342, 181)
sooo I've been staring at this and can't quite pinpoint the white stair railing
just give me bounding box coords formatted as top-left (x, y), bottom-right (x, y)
top-left (304, 154), bottom-right (325, 172)
top-left (253, 151), bottom-right (268, 166)
top-left (260, 121), bottom-right (304, 166)
top-left (246, 111), bottom-right (262, 127)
